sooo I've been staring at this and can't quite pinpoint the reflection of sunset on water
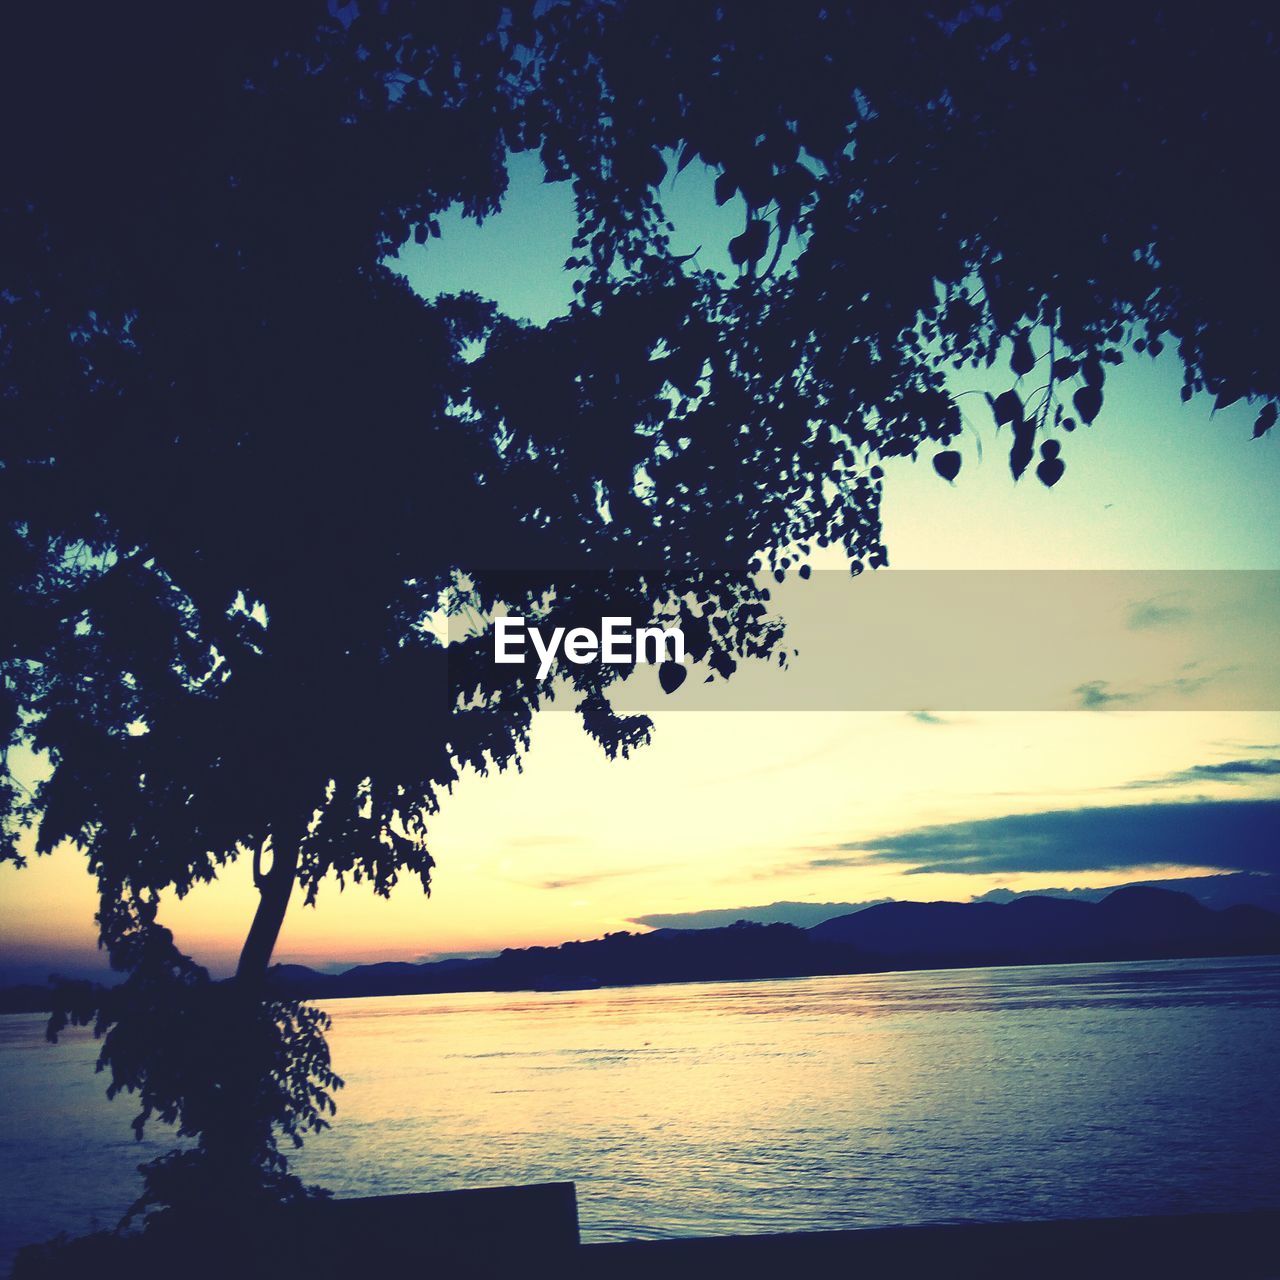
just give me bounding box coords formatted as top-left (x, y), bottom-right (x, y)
top-left (4, 957), bottom-right (1276, 1262)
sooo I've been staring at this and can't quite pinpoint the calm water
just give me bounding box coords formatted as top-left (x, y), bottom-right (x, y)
top-left (2, 956), bottom-right (1278, 1268)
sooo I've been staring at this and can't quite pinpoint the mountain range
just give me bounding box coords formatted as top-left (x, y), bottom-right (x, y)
top-left (628, 871), bottom-right (1280, 930)
top-left (3, 883), bottom-right (1277, 1014)
top-left (259, 885), bottom-right (1280, 1001)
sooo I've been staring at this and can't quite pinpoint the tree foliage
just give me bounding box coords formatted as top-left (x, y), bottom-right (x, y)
top-left (48, 910), bottom-right (340, 1222)
top-left (2, 0), bottom-right (1276, 1216)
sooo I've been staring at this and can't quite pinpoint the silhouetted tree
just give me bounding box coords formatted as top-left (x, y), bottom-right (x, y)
top-left (2, 0), bottom-right (1276, 1225)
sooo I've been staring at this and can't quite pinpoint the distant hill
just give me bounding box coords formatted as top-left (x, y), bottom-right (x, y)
top-left (969, 871), bottom-right (1280, 915)
top-left (264, 921), bottom-right (850, 1000)
top-left (260, 887), bottom-right (1280, 1002)
top-left (810, 886), bottom-right (1280, 968)
top-left (6, 887), bottom-right (1277, 1014)
top-left (629, 899), bottom-right (895, 930)
top-left (628, 872), bottom-right (1279, 931)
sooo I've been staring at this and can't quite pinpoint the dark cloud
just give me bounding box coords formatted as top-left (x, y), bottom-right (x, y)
top-left (1191, 758), bottom-right (1280, 777)
top-left (829, 798), bottom-right (1280, 877)
top-left (1116, 757), bottom-right (1280, 790)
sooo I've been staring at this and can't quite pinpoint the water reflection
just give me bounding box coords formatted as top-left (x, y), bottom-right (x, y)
top-left (292, 956), bottom-right (1280, 1239)
top-left (1, 955), bottom-right (1277, 1260)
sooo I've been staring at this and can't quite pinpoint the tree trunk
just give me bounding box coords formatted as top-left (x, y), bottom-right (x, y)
top-left (235, 836), bottom-right (299, 984)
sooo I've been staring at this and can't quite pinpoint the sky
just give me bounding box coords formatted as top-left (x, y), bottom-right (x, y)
top-left (2, 153), bottom-right (1279, 983)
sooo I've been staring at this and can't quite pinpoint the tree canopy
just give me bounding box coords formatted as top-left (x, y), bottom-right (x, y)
top-left (2, 0), bottom-right (1276, 1220)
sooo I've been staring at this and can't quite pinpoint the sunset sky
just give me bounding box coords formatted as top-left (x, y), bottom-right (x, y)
top-left (2, 155), bottom-right (1278, 983)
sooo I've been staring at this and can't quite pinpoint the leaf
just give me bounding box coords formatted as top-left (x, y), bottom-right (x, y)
top-left (677, 143), bottom-right (697, 173)
top-left (728, 219), bottom-right (769, 265)
top-left (1073, 385), bottom-right (1103, 424)
top-left (1010, 419), bottom-right (1035, 480)
top-left (1254, 403), bottom-right (1278, 438)
top-left (1010, 333), bottom-right (1035, 376)
top-left (1082, 356), bottom-right (1104, 389)
top-left (658, 661), bottom-right (687, 694)
top-left (714, 172), bottom-right (736, 205)
top-left (1051, 357), bottom-right (1077, 380)
top-left (992, 389), bottom-right (1023, 426)
top-left (641, 147), bottom-right (668, 187)
top-left (932, 449), bottom-right (961, 482)
top-left (1037, 455), bottom-right (1065, 487)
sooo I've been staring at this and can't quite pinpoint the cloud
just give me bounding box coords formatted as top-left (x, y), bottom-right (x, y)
top-left (907, 709), bottom-right (949, 726)
top-left (1189, 758), bottom-right (1280, 777)
top-left (537, 871), bottom-right (628, 890)
top-left (1127, 597), bottom-right (1192, 630)
top-left (1116, 757), bottom-right (1280, 790)
top-left (1074, 680), bottom-right (1135, 709)
top-left (1166, 664), bottom-right (1233, 697)
top-left (1073, 665), bottom-right (1234, 709)
top-left (530, 863), bottom-right (671, 891)
top-left (749, 852), bottom-right (870, 879)
top-left (827, 798), bottom-right (1280, 877)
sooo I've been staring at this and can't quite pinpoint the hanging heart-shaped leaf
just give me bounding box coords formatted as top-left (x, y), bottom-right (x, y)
top-left (932, 449), bottom-right (962, 482)
top-left (1073, 385), bottom-right (1102, 424)
top-left (658, 661), bottom-right (688, 694)
top-left (1037, 455), bottom-right (1065, 487)
top-left (993, 389), bottom-right (1023, 426)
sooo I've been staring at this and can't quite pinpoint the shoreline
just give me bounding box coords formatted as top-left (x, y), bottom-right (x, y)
top-left (578, 1210), bottom-right (1280, 1278)
top-left (11, 1186), bottom-right (1279, 1279)
top-left (2, 947), bottom-right (1277, 1016)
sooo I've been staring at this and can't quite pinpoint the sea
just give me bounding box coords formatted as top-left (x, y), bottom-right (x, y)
top-left (1, 955), bottom-right (1277, 1270)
